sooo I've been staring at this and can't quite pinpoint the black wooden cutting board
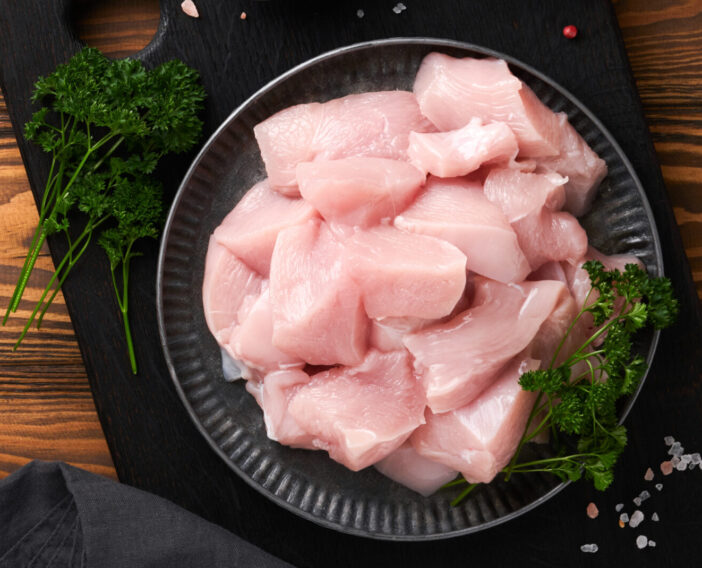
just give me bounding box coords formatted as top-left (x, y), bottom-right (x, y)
top-left (2, 0), bottom-right (701, 565)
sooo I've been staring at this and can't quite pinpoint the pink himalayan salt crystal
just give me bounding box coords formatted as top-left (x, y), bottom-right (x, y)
top-left (181, 0), bottom-right (199, 18)
top-left (586, 502), bottom-right (599, 519)
top-left (644, 467), bottom-right (654, 481)
top-left (660, 460), bottom-right (674, 475)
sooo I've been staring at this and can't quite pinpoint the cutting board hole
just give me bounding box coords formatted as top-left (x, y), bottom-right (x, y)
top-left (71, 0), bottom-right (161, 58)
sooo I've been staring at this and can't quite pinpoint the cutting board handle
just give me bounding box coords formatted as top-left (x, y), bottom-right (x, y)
top-left (38, 0), bottom-right (184, 66)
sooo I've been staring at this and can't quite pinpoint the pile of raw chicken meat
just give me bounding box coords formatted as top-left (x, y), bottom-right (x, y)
top-left (203, 53), bottom-right (640, 497)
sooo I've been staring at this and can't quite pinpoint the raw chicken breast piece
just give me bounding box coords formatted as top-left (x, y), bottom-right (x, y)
top-left (296, 157), bottom-right (425, 227)
top-left (254, 91), bottom-right (436, 192)
top-left (288, 349), bottom-right (426, 471)
top-left (345, 225), bottom-right (467, 319)
top-left (369, 284), bottom-right (475, 352)
top-left (483, 169), bottom-right (567, 220)
top-left (213, 179), bottom-right (318, 276)
top-left (229, 284), bottom-right (305, 373)
top-left (411, 357), bottom-right (540, 484)
top-left (374, 442), bottom-right (458, 497)
top-left (537, 112), bottom-right (607, 217)
top-left (527, 261), bottom-right (568, 285)
top-left (528, 283), bottom-right (581, 366)
top-left (394, 176), bottom-right (530, 283)
top-left (404, 277), bottom-right (570, 413)
top-left (370, 316), bottom-right (434, 352)
top-left (270, 219), bottom-right (369, 366)
top-left (408, 117), bottom-right (519, 178)
top-left (414, 53), bottom-right (561, 157)
top-left (220, 347), bottom-right (264, 382)
top-left (484, 168), bottom-right (588, 270)
top-left (202, 237), bottom-right (263, 344)
top-left (260, 369), bottom-right (316, 448)
top-left (245, 379), bottom-right (264, 407)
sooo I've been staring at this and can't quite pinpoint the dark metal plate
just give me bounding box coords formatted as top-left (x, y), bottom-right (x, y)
top-left (156, 38), bottom-right (662, 540)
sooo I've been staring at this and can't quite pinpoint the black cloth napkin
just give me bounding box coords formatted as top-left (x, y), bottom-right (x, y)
top-left (0, 461), bottom-right (293, 567)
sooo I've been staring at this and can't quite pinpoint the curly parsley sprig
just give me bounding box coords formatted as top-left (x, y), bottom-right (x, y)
top-left (3, 48), bottom-right (206, 373)
top-left (449, 261), bottom-right (677, 505)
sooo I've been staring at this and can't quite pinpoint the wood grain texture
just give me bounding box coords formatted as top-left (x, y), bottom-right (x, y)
top-left (0, 91), bottom-right (116, 479)
top-left (0, 0), bottom-right (700, 566)
top-left (0, 0), bottom-right (163, 480)
top-left (72, 0), bottom-right (160, 58)
top-left (616, 0), bottom-right (702, 299)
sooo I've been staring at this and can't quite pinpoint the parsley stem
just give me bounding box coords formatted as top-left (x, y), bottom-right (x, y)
top-left (505, 453), bottom-right (596, 469)
top-left (108, 239), bottom-right (138, 374)
top-left (450, 483), bottom-right (479, 507)
top-left (442, 477), bottom-right (470, 488)
top-left (564, 311), bottom-right (631, 367)
top-left (59, 135), bottom-right (115, 198)
top-left (505, 391), bottom-right (544, 480)
top-left (3, 153), bottom-right (63, 324)
top-left (547, 287), bottom-right (595, 368)
top-left (6, 230), bottom-right (47, 318)
top-left (13, 225), bottom-right (94, 349)
top-left (91, 136), bottom-right (124, 172)
top-left (522, 408), bottom-right (553, 444)
top-left (36, 222), bottom-right (103, 328)
top-left (122, 242), bottom-right (137, 375)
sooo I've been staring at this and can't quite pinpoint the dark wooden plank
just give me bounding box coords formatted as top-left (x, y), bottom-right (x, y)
top-left (72, 0), bottom-right (160, 58)
top-left (0, 88), bottom-right (116, 479)
top-left (0, 0), bottom-right (700, 566)
top-left (616, 0), bottom-right (702, 300)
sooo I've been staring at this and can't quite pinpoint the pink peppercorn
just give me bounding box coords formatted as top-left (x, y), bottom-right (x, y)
top-left (563, 25), bottom-right (578, 39)
top-left (586, 502), bottom-right (599, 519)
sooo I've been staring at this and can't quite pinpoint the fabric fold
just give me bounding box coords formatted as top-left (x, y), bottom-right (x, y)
top-left (0, 461), bottom-right (292, 568)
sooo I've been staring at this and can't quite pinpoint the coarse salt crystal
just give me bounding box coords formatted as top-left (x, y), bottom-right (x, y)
top-left (356, 9), bottom-right (365, 18)
top-left (691, 453), bottom-right (701, 465)
top-left (648, 540), bottom-right (656, 548)
top-left (668, 441), bottom-right (683, 456)
top-left (644, 467), bottom-right (654, 481)
top-left (660, 460), bottom-right (673, 475)
top-left (655, 483), bottom-right (663, 491)
top-left (619, 512), bottom-right (629, 524)
top-left (240, 11), bottom-right (247, 20)
top-left (652, 512), bottom-right (659, 522)
top-left (664, 435), bottom-right (675, 446)
top-left (181, 0), bottom-right (199, 18)
top-left (690, 462), bottom-right (697, 470)
top-left (676, 460), bottom-right (688, 471)
top-left (615, 503), bottom-right (624, 512)
top-left (636, 535), bottom-right (648, 549)
top-left (392, 2), bottom-right (406, 14)
top-left (580, 543), bottom-right (598, 553)
top-left (633, 497), bottom-right (641, 506)
top-left (629, 510), bottom-right (644, 528)
top-left (639, 490), bottom-right (650, 502)
top-left (671, 456), bottom-right (681, 466)
top-left (586, 502), bottom-right (599, 519)
top-left (681, 454), bottom-right (692, 464)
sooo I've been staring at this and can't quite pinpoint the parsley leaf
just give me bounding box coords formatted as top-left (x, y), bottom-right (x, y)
top-left (4, 47), bottom-right (206, 373)
top-left (449, 261), bottom-right (677, 504)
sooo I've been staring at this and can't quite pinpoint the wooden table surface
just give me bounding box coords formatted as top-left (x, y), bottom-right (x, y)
top-left (0, 0), bottom-right (701, 482)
